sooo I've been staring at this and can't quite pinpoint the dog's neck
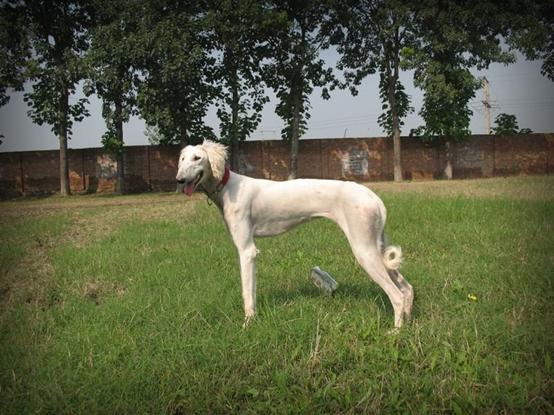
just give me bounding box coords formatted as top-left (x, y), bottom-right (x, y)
top-left (200, 166), bottom-right (231, 208)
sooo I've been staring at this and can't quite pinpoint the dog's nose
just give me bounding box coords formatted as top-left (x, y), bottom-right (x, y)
top-left (176, 178), bottom-right (186, 184)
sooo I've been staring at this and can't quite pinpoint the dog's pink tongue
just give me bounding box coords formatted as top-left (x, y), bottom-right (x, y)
top-left (184, 182), bottom-right (195, 196)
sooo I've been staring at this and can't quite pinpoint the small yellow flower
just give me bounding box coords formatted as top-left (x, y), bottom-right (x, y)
top-left (467, 294), bottom-right (478, 302)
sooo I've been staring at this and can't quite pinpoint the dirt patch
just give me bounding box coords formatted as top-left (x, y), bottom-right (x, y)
top-left (82, 281), bottom-right (126, 305)
top-left (62, 198), bottom-right (198, 249)
top-left (1, 193), bottom-right (199, 248)
top-left (0, 235), bottom-right (58, 312)
top-left (1, 192), bottom-right (201, 211)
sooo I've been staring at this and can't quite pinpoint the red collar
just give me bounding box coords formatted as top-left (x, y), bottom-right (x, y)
top-left (217, 166), bottom-right (231, 191)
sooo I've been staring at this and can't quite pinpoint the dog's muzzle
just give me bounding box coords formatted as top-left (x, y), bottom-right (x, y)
top-left (177, 171), bottom-right (203, 196)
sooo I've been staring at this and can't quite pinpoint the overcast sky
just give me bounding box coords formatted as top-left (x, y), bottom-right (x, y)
top-left (1, 49), bottom-right (553, 153)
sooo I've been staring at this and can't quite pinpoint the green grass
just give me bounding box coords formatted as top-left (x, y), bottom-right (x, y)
top-left (1, 177), bottom-right (553, 414)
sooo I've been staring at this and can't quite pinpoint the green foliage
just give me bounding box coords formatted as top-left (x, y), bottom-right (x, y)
top-left (378, 71), bottom-right (413, 137)
top-left (504, 0), bottom-right (553, 81)
top-left (411, 64), bottom-right (481, 141)
top-left (23, 72), bottom-right (90, 139)
top-left (100, 127), bottom-right (124, 155)
top-left (411, 1), bottom-right (515, 71)
top-left (0, 1), bottom-right (30, 107)
top-left (85, 0), bottom-right (140, 155)
top-left (330, 0), bottom-right (420, 180)
top-left (263, 1), bottom-right (335, 142)
top-left (144, 123), bottom-right (166, 145)
top-left (216, 89), bottom-right (266, 147)
top-left (21, 1), bottom-right (92, 139)
top-left (492, 113), bottom-right (533, 135)
top-left (332, 0), bottom-right (419, 138)
top-left (208, 0), bottom-right (271, 151)
top-left (407, 1), bottom-right (517, 142)
top-left (135, 1), bottom-right (217, 146)
top-left (493, 113), bottom-right (519, 135)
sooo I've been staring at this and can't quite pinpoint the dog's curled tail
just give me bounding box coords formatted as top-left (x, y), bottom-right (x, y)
top-left (382, 245), bottom-right (403, 271)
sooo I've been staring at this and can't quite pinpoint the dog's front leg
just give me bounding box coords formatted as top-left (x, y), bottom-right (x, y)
top-left (238, 243), bottom-right (257, 328)
top-left (228, 220), bottom-right (258, 327)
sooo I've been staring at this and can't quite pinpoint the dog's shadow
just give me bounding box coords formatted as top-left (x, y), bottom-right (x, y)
top-left (266, 281), bottom-right (392, 313)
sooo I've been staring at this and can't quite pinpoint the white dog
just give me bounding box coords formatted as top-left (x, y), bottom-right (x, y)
top-left (176, 140), bottom-right (413, 328)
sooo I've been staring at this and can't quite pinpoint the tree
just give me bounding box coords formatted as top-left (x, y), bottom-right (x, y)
top-left (407, 0), bottom-right (516, 178)
top-left (492, 113), bottom-right (518, 135)
top-left (492, 113), bottom-right (533, 135)
top-left (331, 0), bottom-right (419, 182)
top-left (412, 66), bottom-right (479, 141)
top-left (136, 1), bottom-right (217, 146)
top-left (144, 123), bottom-right (165, 145)
top-left (264, 1), bottom-right (335, 180)
top-left (504, 0), bottom-right (554, 81)
top-left (85, 0), bottom-right (140, 194)
top-left (207, 0), bottom-right (272, 171)
top-left (0, 2), bottom-right (30, 108)
top-left (410, 64), bottom-right (482, 178)
top-left (18, 1), bottom-right (92, 195)
top-left (0, 2), bottom-right (30, 146)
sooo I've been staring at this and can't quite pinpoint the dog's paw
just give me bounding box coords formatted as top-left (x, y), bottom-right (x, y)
top-left (242, 314), bottom-right (256, 329)
top-left (386, 327), bottom-right (400, 336)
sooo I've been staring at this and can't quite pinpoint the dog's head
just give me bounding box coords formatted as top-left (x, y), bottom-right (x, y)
top-left (176, 140), bottom-right (228, 196)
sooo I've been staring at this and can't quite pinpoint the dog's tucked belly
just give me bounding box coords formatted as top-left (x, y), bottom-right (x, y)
top-left (252, 216), bottom-right (318, 237)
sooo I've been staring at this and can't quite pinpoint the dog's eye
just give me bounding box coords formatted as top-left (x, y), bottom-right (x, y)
top-left (193, 156), bottom-right (201, 161)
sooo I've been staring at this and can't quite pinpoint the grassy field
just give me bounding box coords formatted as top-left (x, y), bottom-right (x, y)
top-left (0, 176), bottom-right (553, 414)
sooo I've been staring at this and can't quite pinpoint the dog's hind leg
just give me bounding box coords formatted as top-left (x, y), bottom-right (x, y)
top-left (380, 232), bottom-right (413, 320)
top-left (337, 210), bottom-right (406, 328)
top-left (355, 248), bottom-right (406, 328)
top-left (388, 270), bottom-right (414, 321)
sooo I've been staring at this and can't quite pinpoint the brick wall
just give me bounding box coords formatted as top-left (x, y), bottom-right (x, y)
top-left (0, 134), bottom-right (552, 197)
top-left (238, 134), bottom-right (553, 181)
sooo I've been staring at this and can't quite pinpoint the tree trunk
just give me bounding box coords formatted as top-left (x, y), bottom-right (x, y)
top-left (288, 23), bottom-right (307, 181)
top-left (392, 129), bottom-right (402, 182)
top-left (59, 86), bottom-right (71, 196)
top-left (114, 99), bottom-right (125, 194)
top-left (230, 70), bottom-right (240, 171)
top-left (288, 90), bottom-right (301, 180)
top-left (175, 126), bottom-right (186, 193)
top-left (388, 70), bottom-right (402, 182)
top-left (444, 139), bottom-right (453, 179)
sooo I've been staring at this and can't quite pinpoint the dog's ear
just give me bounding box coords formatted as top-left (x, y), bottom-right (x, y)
top-left (201, 140), bottom-right (228, 181)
